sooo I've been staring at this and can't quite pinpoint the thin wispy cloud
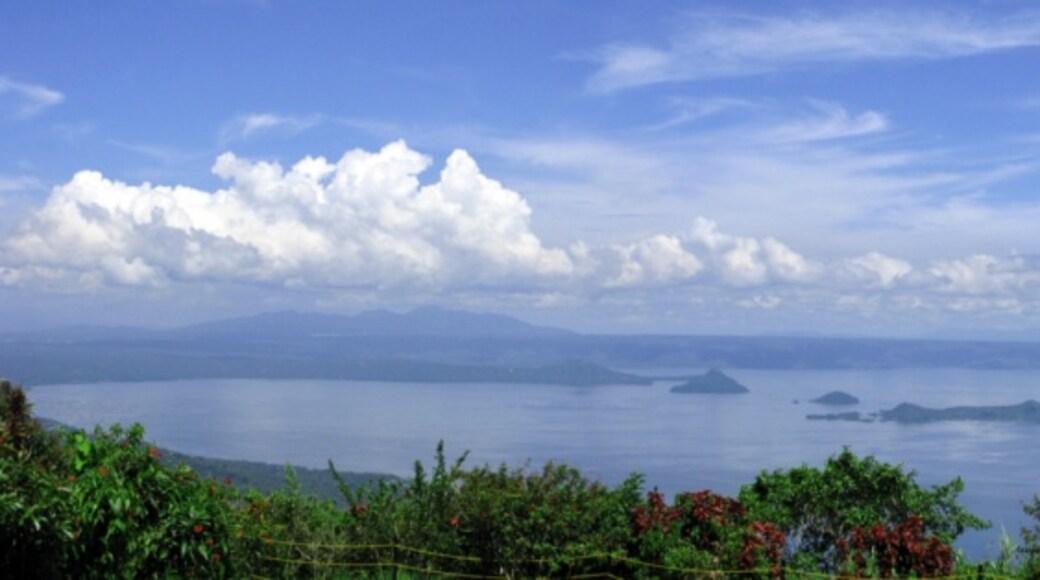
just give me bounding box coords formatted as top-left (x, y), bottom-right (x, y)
top-left (108, 139), bottom-right (203, 166)
top-left (757, 102), bottom-right (888, 143)
top-left (585, 10), bottom-right (1040, 91)
top-left (219, 112), bottom-right (321, 143)
top-left (0, 174), bottom-right (42, 193)
top-left (0, 75), bottom-right (65, 118)
top-left (642, 97), bottom-right (753, 131)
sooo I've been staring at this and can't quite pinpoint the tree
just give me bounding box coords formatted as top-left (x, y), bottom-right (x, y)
top-left (738, 448), bottom-right (987, 571)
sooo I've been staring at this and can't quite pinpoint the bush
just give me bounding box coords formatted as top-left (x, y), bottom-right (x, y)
top-left (738, 448), bottom-right (987, 571)
top-left (2, 381), bottom-right (238, 577)
top-left (62, 425), bottom-right (236, 578)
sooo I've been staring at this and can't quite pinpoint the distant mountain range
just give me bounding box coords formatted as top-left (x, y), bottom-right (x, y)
top-left (5, 306), bottom-right (572, 343)
top-left (6, 307), bottom-right (1040, 386)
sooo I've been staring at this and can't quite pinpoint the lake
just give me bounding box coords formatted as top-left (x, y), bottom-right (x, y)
top-left (27, 368), bottom-right (1040, 560)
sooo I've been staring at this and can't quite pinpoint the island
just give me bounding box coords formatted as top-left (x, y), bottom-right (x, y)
top-left (806, 411), bottom-right (870, 422)
top-left (879, 400), bottom-right (1040, 424)
top-left (670, 369), bottom-right (749, 394)
top-left (810, 391), bottom-right (860, 406)
top-left (804, 399), bottom-right (1040, 425)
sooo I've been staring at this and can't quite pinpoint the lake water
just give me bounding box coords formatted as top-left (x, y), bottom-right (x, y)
top-left (28, 368), bottom-right (1040, 560)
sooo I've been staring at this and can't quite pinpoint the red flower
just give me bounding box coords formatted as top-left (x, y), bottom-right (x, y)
top-left (212, 552), bottom-right (222, 562)
top-left (193, 523), bottom-right (205, 535)
top-left (450, 516), bottom-right (460, 528)
top-left (99, 466), bottom-right (109, 477)
top-left (148, 447), bottom-right (161, 460)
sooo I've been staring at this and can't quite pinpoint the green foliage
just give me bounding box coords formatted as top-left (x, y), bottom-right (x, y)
top-left (233, 466), bottom-right (346, 577)
top-left (1022, 494), bottom-right (1040, 577)
top-left (5, 380), bottom-right (1040, 578)
top-left (627, 489), bottom-right (785, 578)
top-left (330, 443), bottom-right (644, 577)
top-left (159, 447), bottom-right (393, 504)
top-left (1, 380), bottom-right (237, 577)
top-left (738, 448), bottom-right (988, 571)
top-left (451, 461), bottom-right (640, 576)
top-left (1, 378), bottom-right (70, 578)
top-left (62, 424), bottom-right (236, 578)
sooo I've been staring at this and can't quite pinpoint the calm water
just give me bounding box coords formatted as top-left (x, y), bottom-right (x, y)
top-left (28, 368), bottom-right (1040, 560)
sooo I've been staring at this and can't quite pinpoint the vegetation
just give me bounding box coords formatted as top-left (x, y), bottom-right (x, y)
top-left (159, 449), bottom-right (393, 504)
top-left (738, 449), bottom-right (988, 574)
top-left (4, 379), bottom-right (1040, 577)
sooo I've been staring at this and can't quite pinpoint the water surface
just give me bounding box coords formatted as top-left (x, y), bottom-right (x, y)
top-left (29, 368), bottom-right (1040, 560)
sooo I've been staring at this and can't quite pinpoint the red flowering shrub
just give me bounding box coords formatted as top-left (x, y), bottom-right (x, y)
top-left (836, 515), bottom-right (954, 578)
top-left (629, 489), bottom-right (784, 577)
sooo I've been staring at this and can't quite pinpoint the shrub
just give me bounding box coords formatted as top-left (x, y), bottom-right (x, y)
top-left (738, 448), bottom-right (986, 571)
top-left (61, 425), bottom-right (236, 578)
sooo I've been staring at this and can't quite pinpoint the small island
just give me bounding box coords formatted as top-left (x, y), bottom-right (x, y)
top-left (806, 411), bottom-right (871, 422)
top-left (879, 400), bottom-right (1040, 424)
top-left (811, 391), bottom-right (860, 406)
top-left (670, 369), bottom-right (749, 394)
top-left (804, 399), bottom-right (1040, 425)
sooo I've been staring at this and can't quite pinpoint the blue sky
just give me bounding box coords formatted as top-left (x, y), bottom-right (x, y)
top-left (2, 1), bottom-right (1040, 337)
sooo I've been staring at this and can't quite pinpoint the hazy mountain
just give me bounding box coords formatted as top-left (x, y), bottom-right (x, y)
top-left (7, 308), bottom-right (1040, 388)
top-left (5, 307), bottom-right (573, 344)
top-left (172, 306), bottom-right (574, 340)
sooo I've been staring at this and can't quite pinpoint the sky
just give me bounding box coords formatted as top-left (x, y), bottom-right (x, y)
top-left (2, 0), bottom-right (1040, 338)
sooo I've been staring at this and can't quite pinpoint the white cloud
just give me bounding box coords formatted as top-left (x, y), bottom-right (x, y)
top-left (4, 138), bottom-right (1040, 332)
top-left (220, 112), bottom-right (320, 143)
top-left (736, 294), bottom-right (782, 309)
top-left (606, 235), bottom-right (702, 287)
top-left (928, 254), bottom-right (1040, 294)
top-left (0, 75), bottom-right (64, 117)
top-left (946, 296), bottom-right (1024, 314)
top-left (0, 141), bottom-right (572, 290)
top-left (758, 102), bottom-right (887, 143)
top-left (586, 10), bottom-right (1040, 91)
top-left (643, 97), bottom-right (752, 131)
top-left (840, 252), bottom-right (913, 288)
top-left (688, 217), bottom-right (818, 286)
top-left (0, 174), bottom-right (42, 193)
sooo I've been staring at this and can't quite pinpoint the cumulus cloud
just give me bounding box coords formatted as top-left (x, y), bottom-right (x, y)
top-left (0, 75), bottom-right (64, 117)
top-left (605, 235), bottom-right (702, 287)
top-left (840, 252), bottom-right (913, 288)
top-left (585, 10), bottom-right (1040, 91)
top-left (928, 254), bottom-right (1040, 294)
top-left (688, 217), bottom-right (818, 286)
top-left (0, 141), bottom-right (572, 291)
top-left (4, 139), bottom-right (1038, 327)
